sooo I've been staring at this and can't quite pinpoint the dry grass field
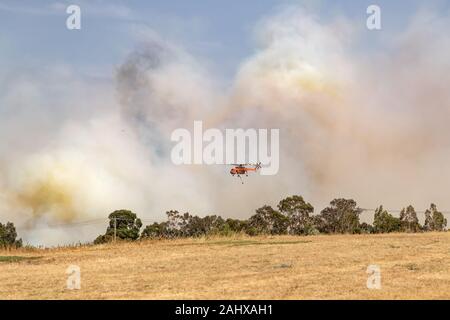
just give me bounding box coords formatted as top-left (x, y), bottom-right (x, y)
top-left (0, 232), bottom-right (449, 299)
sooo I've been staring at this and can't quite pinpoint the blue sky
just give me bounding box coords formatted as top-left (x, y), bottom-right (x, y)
top-left (1, 0), bottom-right (445, 82)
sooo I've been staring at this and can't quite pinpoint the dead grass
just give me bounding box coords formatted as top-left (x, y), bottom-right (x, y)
top-left (0, 232), bottom-right (449, 299)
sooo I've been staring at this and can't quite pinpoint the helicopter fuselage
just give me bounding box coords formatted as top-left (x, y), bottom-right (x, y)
top-left (230, 167), bottom-right (256, 175)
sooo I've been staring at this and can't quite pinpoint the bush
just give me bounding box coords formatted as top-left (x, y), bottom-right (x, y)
top-left (278, 195), bottom-right (315, 235)
top-left (424, 204), bottom-right (447, 231)
top-left (184, 215), bottom-right (226, 237)
top-left (164, 211), bottom-right (224, 238)
top-left (94, 209), bottom-right (142, 244)
top-left (373, 206), bottom-right (401, 233)
top-left (140, 222), bottom-right (170, 239)
top-left (303, 224), bottom-right (320, 235)
top-left (224, 218), bottom-right (248, 233)
top-left (93, 234), bottom-right (113, 245)
top-left (0, 222), bottom-right (22, 248)
top-left (316, 198), bottom-right (361, 234)
top-left (358, 222), bottom-right (375, 234)
top-left (141, 212), bottom-right (237, 239)
top-left (400, 205), bottom-right (421, 232)
top-left (247, 205), bottom-right (289, 235)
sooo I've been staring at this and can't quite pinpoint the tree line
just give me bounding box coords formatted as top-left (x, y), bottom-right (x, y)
top-left (93, 196), bottom-right (448, 244)
top-left (0, 195), bottom-right (447, 247)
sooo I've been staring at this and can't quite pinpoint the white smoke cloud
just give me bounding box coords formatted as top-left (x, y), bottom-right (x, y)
top-left (1, 6), bottom-right (450, 245)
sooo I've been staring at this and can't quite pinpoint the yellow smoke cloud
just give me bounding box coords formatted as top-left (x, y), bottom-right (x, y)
top-left (15, 168), bottom-right (77, 223)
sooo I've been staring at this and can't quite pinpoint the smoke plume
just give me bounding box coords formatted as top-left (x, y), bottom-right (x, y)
top-left (1, 6), bottom-right (450, 245)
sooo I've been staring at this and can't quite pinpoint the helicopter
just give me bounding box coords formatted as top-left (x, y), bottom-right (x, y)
top-left (229, 162), bottom-right (262, 184)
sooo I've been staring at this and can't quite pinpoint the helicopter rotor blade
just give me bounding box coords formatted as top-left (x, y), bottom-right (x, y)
top-left (225, 162), bottom-right (261, 167)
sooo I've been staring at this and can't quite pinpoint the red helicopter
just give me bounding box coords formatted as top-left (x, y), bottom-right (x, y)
top-left (229, 162), bottom-right (261, 184)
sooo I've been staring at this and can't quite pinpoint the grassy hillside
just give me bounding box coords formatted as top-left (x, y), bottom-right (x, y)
top-left (0, 232), bottom-right (449, 299)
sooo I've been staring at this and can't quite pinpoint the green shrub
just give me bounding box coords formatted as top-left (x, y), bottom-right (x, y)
top-left (94, 210), bottom-right (142, 244)
top-left (0, 222), bottom-right (22, 248)
top-left (373, 206), bottom-right (401, 233)
top-left (224, 218), bottom-right (248, 233)
top-left (358, 222), bottom-right (375, 234)
top-left (247, 205), bottom-right (289, 235)
top-left (141, 212), bottom-right (244, 239)
top-left (278, 195), bottom-right (315, 235)
top-left (140, 222), bottom-right (170, 239)
top-left (317, 199), bottom-right (361, 234)
top-left (424, 203), bottom-right (447, 231)
top-left (400, 205), bottom-right (421, 232)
